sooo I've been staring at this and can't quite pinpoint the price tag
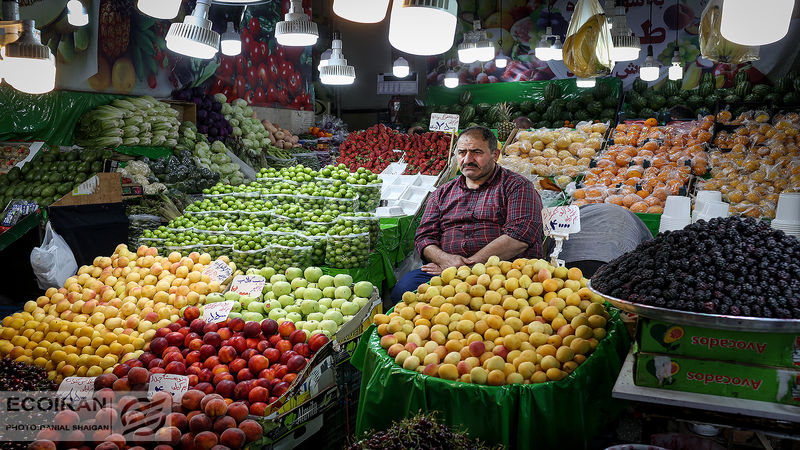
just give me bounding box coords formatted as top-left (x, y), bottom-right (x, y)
top-left (72, 175), bottom-right (99, 196)
top-left (203, 301), bottom-right (235, 324)
top-left (229, 274), bottom-right (266, 298)
top-left (202, 258), bottom-right (233, 284)
top-left (57, 377), bottom-right (96, 403)
top-left (147, 373), bottom-right (190, 401)
top-left (542, 206), bottom-right (581, 237)
top-left (429, 113), bottom-right (460, 132)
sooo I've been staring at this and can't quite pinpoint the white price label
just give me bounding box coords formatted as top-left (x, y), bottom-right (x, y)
top-left (202, 259), bottom-right (233, 284)
top-left (542, 206), bottom-right (581, 237)
top-left (57, 377), bottom-right (96, 403)
top-left (429, 113), bottom-right (460, 132)
top-left (72, 175), bottom-right (99, 196)
top-left (229, 274), bottom-right (266, 298)
top-left (203, 301), bottom-right (235, 324)
top-left (147, 373), bottom-right (190, 401)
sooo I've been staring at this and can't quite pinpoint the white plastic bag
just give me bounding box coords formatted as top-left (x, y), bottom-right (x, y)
top-left (30, 222), bottom-right (78, 290)
top-left (563, 0), bottom-right (613, 78)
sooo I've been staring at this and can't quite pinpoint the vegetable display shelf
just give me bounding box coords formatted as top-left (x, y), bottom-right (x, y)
top-left (0, 210), bottom-right (43, 252)
top-left (351, 307), bottom-right (631, 449)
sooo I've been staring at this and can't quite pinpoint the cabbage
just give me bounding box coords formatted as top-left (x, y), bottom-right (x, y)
top-left (195, 141), bottom-right (210, 153)
top-left (214, 93), bottom-right (227, 103)
top-left (229, 175), bottom-right (244, 186)
top-left (211, 140), bottom-right (226, 153)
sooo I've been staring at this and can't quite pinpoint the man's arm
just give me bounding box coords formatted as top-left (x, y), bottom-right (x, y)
top-left (468, 234), bottom-right (529, 264)
top-left (415, 189), bottom-right (470, 270)
top-left (423, 245), bottom-right (471, 270)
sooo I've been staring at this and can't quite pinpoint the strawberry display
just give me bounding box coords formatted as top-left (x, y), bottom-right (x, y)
top-left (338, 125), bottom-right (451, 175)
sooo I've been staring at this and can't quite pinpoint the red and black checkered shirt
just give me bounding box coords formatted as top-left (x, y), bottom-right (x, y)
top-left (415, 165), bottom-right (543, 260)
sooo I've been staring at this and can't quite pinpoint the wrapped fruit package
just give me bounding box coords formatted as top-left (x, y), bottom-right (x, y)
top-left (563, 0), bottom-right (613, 78)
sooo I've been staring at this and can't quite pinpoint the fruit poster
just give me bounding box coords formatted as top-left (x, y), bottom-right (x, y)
top-left (20, 0), bottom-right (313, 109)
top-left (427, 0), bottom-right (800, 88)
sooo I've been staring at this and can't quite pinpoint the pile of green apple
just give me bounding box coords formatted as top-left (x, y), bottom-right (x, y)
top-left (300, 222), bottom-right (329, 265)
top-left (271, 204), bottom-right (338, 224)
top-left (200, 266), bottom-right (375, 339)
top-left (202, 181), bottom-right (261, 196)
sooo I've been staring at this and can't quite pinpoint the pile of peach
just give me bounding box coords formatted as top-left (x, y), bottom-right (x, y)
top-left (571, 117), bottom-right (713, 213)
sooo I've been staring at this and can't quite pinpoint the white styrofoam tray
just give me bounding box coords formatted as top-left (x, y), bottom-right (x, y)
top-left (400, 185), bottom-right (429, 203)
top-left (382, 184), bottom-right (407, 201)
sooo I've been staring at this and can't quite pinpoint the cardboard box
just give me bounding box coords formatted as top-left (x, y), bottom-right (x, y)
top-left (51, 173), bottom-right (122, 207)
top-left (256, 385), bottom-right (339, 446)
top-left (634, 352), bottom-right (800, 406)
top-left (160, 100), bottom-right (196, 124)
top-left (639, 318), bottom-right (800, 369)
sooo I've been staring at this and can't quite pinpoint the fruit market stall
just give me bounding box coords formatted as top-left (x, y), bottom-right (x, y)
top-left (352, 257), bottom-right (631, 449)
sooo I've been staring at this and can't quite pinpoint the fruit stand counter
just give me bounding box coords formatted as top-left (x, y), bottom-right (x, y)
top-left (378, 215), bottom-right (421, 265)
top-left (351, 308), bottom-right (631, 449)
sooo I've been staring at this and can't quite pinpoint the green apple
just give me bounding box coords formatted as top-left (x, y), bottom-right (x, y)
top-left (240, 295), bottom-right (256, 308)
top-left (264, 291), bottom-right (276, 300)
top-left (322, 286), bottom-right (336, 298)
top-left (334, 286), bottom-right (352, 300)
top-left (304, 266), bottom-right (323, 283)
top-left (353, 281), bottom-right (374, 298)
top-left (319, 319), bottom-right (338, 334)
top-left (307, 282), bottom-right (317, 289)
top-left (319, 329), bottom-right (332, 338)
top-left (331, 298), bottom-right (346, 309)
top-left (272, 281), bottom-right (292, 297)
top-left (259, 267), bottom-right (276, 279)
top-left (304, 288), bottom-right (323, 301)
top-left (246, 268), bottom-right (260, 276)
top-left (318, 275), bottom-right (335, 289)
top-left (294, 287), bottom-right (306, 300)
top-left (323, 309), bottom-right (344, 325)
top-left (263, 282), bottom-right (272, 293)
top-left (223, 292), bottom-right (240, 302)
top-left (264, 299), bottom-right (281, 313)
top-left (228, 312), bottom-right (242, 319)
top-left (276, 317), bottom-right (288, 325)
top-left (285, 304), bottom-right (301, 314)
top-left (179, 306), bottom-right (187, 316)
top-left (302, 320), bottom-right (319, 332)
top-left (286, 311), bottom-right (302, 323)
top-left (340, 301), bottom-right (359, 316)
top-left (247, 302), bottom-right (265, 314)
top-left (334, 274), bottom-right (353, 287)
top-left (206, 293), bottom-right (225, 303)
top-left (278, 295), bottom-right (294, 307)
top-left (307, 312), bottom-right (324, 322)
top-left (242, 311), bottom-right (263, 322)
top-left (295, 320), bottom-right (306, 330)
top-left (230, 302), bottom-right (242, 313)
top-left (291, 277), bottom-right (308, 289)
top-left (300, 300), bottom-right (318, 315)
top-left (270, 274), bottom-right (287, 283)
top-left (354, 296), bottom-right (369, 308)
top-left (319, 298), bottom-right (332, 308)
top-left (268, 308), bottom-right (287, 320)
top-left (318, 305), bottom-right (328, 313)
top-left (342, 315), bottom-right (354, 323)
top-left (285, 267), bottom-right (303, 281)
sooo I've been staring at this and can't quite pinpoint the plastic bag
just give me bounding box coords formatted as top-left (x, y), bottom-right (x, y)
top-left (563, 0), bottom-right (613, 78)
top-left (699, 0), bottom-right (759, 64)
top-left (30, 222), bottom-right (78, 290)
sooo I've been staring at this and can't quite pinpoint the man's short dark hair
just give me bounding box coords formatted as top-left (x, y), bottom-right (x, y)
top-left (458, 126), bottom-right (498, 153)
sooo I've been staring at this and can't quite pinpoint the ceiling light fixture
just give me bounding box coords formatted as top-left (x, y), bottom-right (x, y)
top-left (333, 0), bottom-right (390, 23)
top-left (458, 20), bottom-right (495, 63)
top-left (609, 0), bottom-right (639, 61)
top-left (667, 0), bottom-right (681, 81)
top-left (2, 20), bottom-right (55, 94)
top-left (721, 0), bottom-right (793, 46)
top-left (220, 22), bottom-right (241, 56)
top-left (388, 0), bottom-right (457, 56)
top-left (275, 0), bottom-right (318, 47)
top-left (319, 36), bottom-right (355, 85)
top-left (535, 26), bottom-right (562, 61)
top-left (318, 48), bottom-right (332, 71)
top-left (495, 51), bottom-right (508, 68)
top-left (639, 45), bottom-right (659, 81)
top-left (393, 56), bottom-right (409, 78)
top-left (67, 0), bottom-right (88, 27)
top-left (576, 77), bottom-right (596, 88)
top-left (443, 70), bottom-right (458, 88)
top-left (137, 0), bottom-right (181, 20)
top-left (166, 0), bottom-right (219, 59)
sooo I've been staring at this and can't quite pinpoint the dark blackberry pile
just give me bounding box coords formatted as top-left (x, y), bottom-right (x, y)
top-left (0, 358), bottom-right (56, 391)
top-left (346, 413), bottom-right (494, 450)
top-left (592, 217), bottom-right (800, 319)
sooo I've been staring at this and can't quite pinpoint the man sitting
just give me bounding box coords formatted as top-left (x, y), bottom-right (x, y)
top-left (391, 126), bottom-right (543, 303)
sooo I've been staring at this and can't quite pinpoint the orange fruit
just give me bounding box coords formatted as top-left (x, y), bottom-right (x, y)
top-left (629, 202), bottom-right (649, 213)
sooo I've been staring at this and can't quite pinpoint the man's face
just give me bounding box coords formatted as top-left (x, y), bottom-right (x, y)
top-left (456, 133), bottom-right (497, 182)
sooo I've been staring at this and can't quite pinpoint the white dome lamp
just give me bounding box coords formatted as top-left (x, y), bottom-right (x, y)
top-left (3, 20), bottom-right (56, 94)
top-left (458, 20), bottom-right (495, 64)
top-left (534, 28), bottom-right (553, 61)
top-left (276, 0), bottom-right (318, 47)
top-left (319, 36), bottom-right (355, 85)
top-left (443, 71), bottom-right (459, 88)
top-left (549, 33), bottom-right (563, 61)
top-left (220, 22), bottom-right (241, 56)
top-left (388, 0), bottom-right (458, 56)
top-left (576, 77), bottom-right (596, 88)
top-left (318, 48), bottom-right (332, 71)
top-left (67, 0), bottom-right (88, 27)
top-left (166, 0), bottom-right (219, 59)
top-left (609, 0), bottom-right (640, 62)
top-left (721, 0), bottom-right (793, 46)
top-left (393, 56), bottom-right (410, 78)
top-left (639, 45), bottom-right (659, 82)
top-left (668, 47), bottom-right (682, 80)
top-left (333, 0), bottom-right (390, 23)
top-left (138, 0), bottom-right (181, 20)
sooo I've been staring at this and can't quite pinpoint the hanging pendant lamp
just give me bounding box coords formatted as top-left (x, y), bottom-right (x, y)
top-left (721, 0), bottom-right (793, 46)
top-left (333, 0), bottom-right (390, 23)
top-left (388, 0), bottom-right (457, 56)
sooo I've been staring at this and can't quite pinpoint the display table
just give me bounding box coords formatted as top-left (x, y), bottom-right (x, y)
top-left (351, 308), bottom-right (631, 449)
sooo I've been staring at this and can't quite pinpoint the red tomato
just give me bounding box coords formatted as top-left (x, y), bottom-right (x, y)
top-left (218, 57), bottom-right (234, 79)
top-left (287, 72), bottom-right (301, 95)
top-left (241, 30), bottom-right (255, 56)
top-left (267, 85), bottom-right (278, 103)
top-left (246, 65), bottom-right (258, 88)
top-left (248, 17), bottom-right (261, 36)
top-left (235, 75), bottom-right (246, 99)
top-left (253, 87), bottom-right (266, 105)
top-left (257, 63), bottom-right (269, 87)
top-left (236, 55), bottom-right (247, 76)
top-left (280, 60), bottom-right (294, 81)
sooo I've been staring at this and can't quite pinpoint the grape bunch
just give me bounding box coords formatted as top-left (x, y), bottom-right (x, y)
top-left (592, 217), bottom-right (800, 318)
top-left (346, 413), bottom-right (491, 450)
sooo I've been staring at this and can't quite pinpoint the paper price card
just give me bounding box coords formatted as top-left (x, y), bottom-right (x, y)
top-left (429, 113), bottom-right (460, 132)
top-left (202, 258), bottom-right (233, 284)
top-left (542, 206), bottom-right (581, 237)
top-left (203, 301), bottom-right (235, 324)
top-left (229, 274), bottom-right (266, 298)
top-left (57, 377), bottom-right (96, 403)
top-left (147, 374), bottom-right (189, 401)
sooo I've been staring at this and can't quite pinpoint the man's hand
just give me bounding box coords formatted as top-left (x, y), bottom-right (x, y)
top-left (421, 263), bottom-right (443, 275)
top-left (438, 253), bottom-right (473, 271)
